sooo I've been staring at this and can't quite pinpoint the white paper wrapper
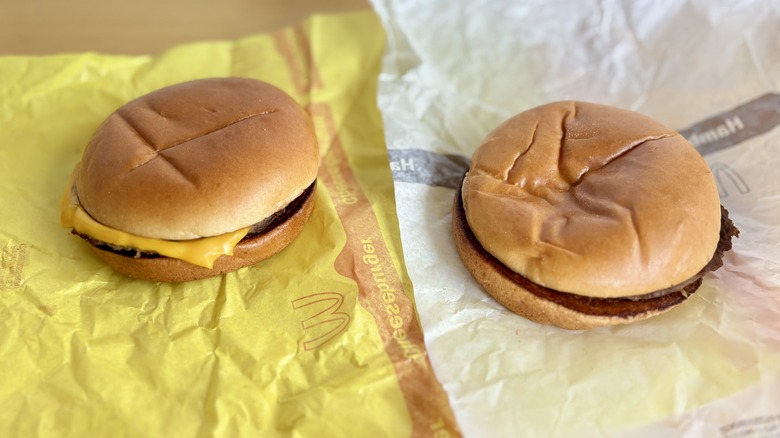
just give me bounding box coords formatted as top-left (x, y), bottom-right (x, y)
top-left (369, 1), bottom-right (780, 436)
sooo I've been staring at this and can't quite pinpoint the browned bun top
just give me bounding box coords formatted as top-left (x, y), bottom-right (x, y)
top-left (76, 77), bottom-right (318, 240)
top-left (462, 101), bottom-right (722, 298)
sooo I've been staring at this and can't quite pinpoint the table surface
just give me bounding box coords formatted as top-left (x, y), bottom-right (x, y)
top-left (0, 0), bottom-right (369, 55)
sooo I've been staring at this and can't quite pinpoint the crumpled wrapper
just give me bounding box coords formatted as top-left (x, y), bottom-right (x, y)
top-left (370, 1), bottom-right (780, 437)
top-left (0, 12), bottom-right (459, 437)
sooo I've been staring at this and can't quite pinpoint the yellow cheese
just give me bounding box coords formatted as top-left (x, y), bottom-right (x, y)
top-left (60, 176), bottom-right (249, 269)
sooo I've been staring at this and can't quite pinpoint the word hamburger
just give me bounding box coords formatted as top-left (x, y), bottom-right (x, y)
top-left (60, 77), bottom-right (319, 282)
top-left (453, 101), bottom-right (739, 329)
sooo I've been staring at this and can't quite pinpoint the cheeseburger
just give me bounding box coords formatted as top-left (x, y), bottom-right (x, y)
top-left (61, 77), bottom-right (318, 282)
top-left (453, 101), bottom-right (739, 329)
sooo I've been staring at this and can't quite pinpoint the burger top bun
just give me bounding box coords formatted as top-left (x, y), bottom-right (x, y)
top-left (76, 77), bottom-right (318, 240)
top-left (462, 101), bottom-right (722, 299)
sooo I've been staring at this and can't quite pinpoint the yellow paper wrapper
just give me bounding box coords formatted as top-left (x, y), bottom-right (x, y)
top-left (0, 11), bottom-right (459, 437)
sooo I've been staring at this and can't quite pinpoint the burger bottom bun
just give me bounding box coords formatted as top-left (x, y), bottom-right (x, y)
top-left (452, 188), bottom-right (701, 330)
top-left (89, 183), bottom-right (316, 283)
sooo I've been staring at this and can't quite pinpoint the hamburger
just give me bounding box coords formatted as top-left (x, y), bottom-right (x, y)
top-left (60, 77), bottom-right (319, 282)
top-left (453, 101), bottom-right (739, 330)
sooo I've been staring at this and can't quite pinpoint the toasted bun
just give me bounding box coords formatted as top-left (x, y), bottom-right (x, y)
top-left (461, 101), bottom-right (722, 299)
top-left (454, 188), bottom-right (738, 329)
top-left (452, 191), bottom-right (678, 329)
top-left (76, 77), bottom-right (318, 240)
top-left (88, 183), bottom-right (316, 282)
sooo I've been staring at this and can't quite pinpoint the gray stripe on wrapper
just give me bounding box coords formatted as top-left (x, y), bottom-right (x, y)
top-left (679, 92), bottom-right (780, 155)
top-left (388, 149), bottom-right (469, 189)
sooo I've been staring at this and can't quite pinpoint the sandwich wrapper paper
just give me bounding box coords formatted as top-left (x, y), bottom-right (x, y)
top-left (370, 0), bottom-right (780, 437)
top-left (0, 12), bottom-right (460, 437)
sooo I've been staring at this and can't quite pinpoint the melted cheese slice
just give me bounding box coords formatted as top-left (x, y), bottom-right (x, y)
top-left (60, 177), bottom-right (249, 269)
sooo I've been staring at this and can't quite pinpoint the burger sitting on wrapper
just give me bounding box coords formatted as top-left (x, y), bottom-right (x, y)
top-left (60, 77), bottom-right (319, 282)
top-left (453, 101), bottom-right (739, 330)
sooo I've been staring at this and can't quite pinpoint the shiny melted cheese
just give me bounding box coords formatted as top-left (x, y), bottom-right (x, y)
top-left (60, 175), bottom-right (249, 269)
